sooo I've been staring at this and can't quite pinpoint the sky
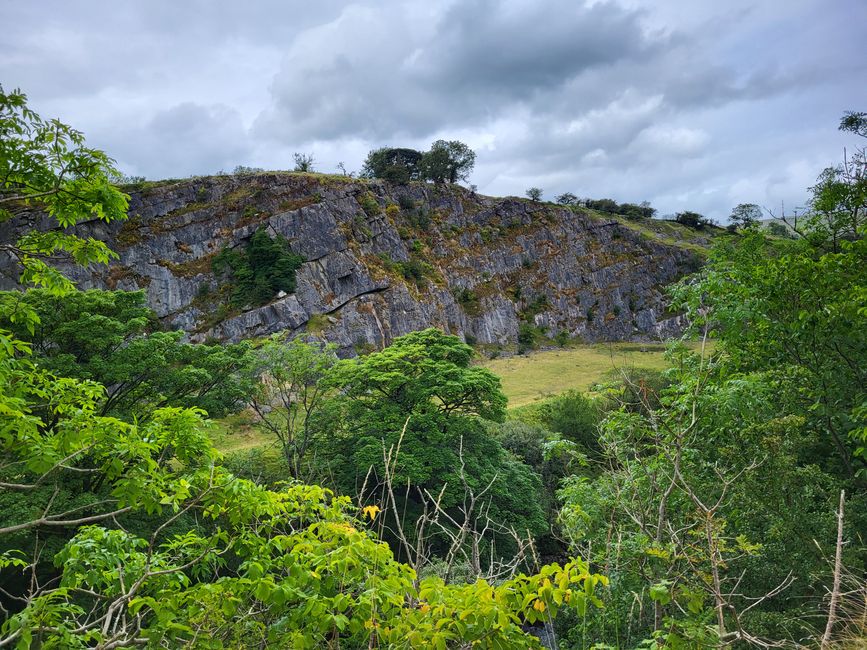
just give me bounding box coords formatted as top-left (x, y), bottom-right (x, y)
top-left (2, 0), bottom-right (865, 220)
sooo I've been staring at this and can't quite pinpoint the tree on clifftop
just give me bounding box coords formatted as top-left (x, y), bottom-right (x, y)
top-left (360, 146), bottom-right (423, 183)
top-left (419, 139), bottom-right (476, 183)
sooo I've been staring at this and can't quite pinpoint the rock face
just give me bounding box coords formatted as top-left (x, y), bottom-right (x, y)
top-left (0, 173), bottom-right (700, 355)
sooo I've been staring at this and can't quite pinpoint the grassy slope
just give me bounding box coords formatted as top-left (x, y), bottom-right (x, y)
top-left (205, 413), bottom-right (272, 453)
top-left (482, 342), bottom-right (693, 408)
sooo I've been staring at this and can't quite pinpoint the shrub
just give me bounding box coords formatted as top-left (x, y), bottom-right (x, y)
top-left (407, 208), bottom-right (431, 231)
top-left (453, 286), bottom-right (480, 315)
top-left (293, 153), bottom-right (315, 172)
top-left (398, 195), bottom-right (416, 210)
top-left (541, 390), bottom-right (600, 452)
top-left (358, 191), bottom-right (381, 216)
top-left (385, 203), bottom-right (400, 220)
top-left (518, 322), bottom-right (543, 354)
top-left (674, 210), bottom-right (710, 228)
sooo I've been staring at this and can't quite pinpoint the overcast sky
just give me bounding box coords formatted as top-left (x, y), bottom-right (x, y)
top-left (3, 0), bottom-right (864, 219)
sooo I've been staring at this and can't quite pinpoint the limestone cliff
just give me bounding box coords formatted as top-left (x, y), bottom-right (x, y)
top-left (1, 173), bottom-right (703, 355)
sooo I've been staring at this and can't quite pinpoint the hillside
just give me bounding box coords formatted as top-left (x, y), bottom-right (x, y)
top-left (0, 172), bottom-right (709, 355)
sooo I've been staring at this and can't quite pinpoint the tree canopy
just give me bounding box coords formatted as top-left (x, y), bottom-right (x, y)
top-left (361, 140), bottom-right (475, 184)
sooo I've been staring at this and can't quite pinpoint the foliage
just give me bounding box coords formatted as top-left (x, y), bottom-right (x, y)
top-left (212, 227), bottom-right (304, 308)
top-left (788, 115), bottom-right (867, 252)
top-left (232, 165), bottom-right (263, 175)
top-left (540, 390), bottom-right (601, 453)
top-left (0, 93), bottom-right (599, 649)
top-left (453, 285), bottom-right (480, 315)
top-left (517, 322), bottom-right (545, 354)
top-left (525, 187), bottom-right (543, 202)
top-left (0, 289), bottom-right (256, 418)
top-left (672, 232), bottom-right (867, 480)
top-left (585, 198), bottom-right (656, 219)
top-left (556, 192), bottom-right (578, 206)
top-left (419, 140), bottom-right (476, 184)
top-left (765, 221), bottom-right (792, 238)
top-left (327, 329), bottom-right (547, 537)
top-left (674, 210), bottom-right (710, 228)
top-left (245, 334), bottom-right (339, 480)
top-left (357, 190), bottom-right (381, 216)
top-left (728, 202), bottom-right (762, 231)
top-left (292, 152), bottom-right (315, 172)
top-left (0, 86), bottom-right (128, 308)
top-left (361, 147), bottom-right (423, 183)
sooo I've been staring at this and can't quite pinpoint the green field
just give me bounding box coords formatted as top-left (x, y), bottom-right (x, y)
top-left (205, 413), bottom-right (272, 453)
top-left (481, 342), bottom-right (685, 408)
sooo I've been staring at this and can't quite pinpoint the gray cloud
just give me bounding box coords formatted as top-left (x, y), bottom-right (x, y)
top-left (2, 0), bottom-right (864, 219)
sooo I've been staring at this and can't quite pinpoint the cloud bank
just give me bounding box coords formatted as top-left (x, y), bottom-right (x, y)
top-left (3, 0), bottom-right (864, 219)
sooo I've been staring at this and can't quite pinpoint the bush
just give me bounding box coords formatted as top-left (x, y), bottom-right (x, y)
top-left (542, 390), bottom-right (600, 452)
top-left (398, 195), bottom-right (416, 210)
top-left (674, 210), bottom-right (709, 228)
top-left (407, 208), bottom-right (431, 231)
top-left (518, 322), bottom-right (543, 354)
top-left (453, 286), bottom-right (481, 315)
top-left (293, 153), bottom-right (315, 172)
top-left (358, 191), bottom-right (381, 216)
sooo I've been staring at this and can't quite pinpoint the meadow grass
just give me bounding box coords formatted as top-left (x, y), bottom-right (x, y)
top-left (204, 412), bottom-right (273, 453)
top-left (481, 341), bottom-right (700, 408)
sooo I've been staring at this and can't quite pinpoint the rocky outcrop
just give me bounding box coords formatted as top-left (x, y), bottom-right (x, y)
top-left (0, 173), bottom-right (701, 355)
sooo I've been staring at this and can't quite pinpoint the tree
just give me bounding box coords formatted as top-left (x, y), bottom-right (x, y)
top-left (361, 147), bottom-right (423, 183)
top-left (618, 201), bottom-right (656, 220)
top-left (0, 86), bottom-right (128, 314)
top-left (526, 187), bottom-right (543, 202)
top-left (246, 335), bottom-right (339, 480)
top-left (556, 192), bottom-right (577, 206)
top-left (0, 86), bottom-right (600, 650)
top-left (0, 289), bottom-right (256, 418)
top-left (728, 203), bottom-right (762, 231)
top-left (292, 152), bottom-right (315, 172)
top-left (585, 198), bottom-right (619, 214)
top-left (328, 329), bottom-right (546, 537)
top-left (765, 221), bottom-right (792, 238)
top-left (674, 210), bottom-right (707, 228)
top-left (673, 231), bottom-right (867, 483)
top-left (420, 140), bottom-right (476, 184)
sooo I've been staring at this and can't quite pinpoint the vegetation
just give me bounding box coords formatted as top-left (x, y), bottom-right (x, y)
top-left (483, 343), bottom-right (682, 407)
top-left (212, 227), bottom-right (304, 308)
top-left (0, 289), bottom-right (256, 418)
top-left (526, 187), bottom-right (543, 202)
top-left (292, 152), bottom-right (315, 172)
top-left (361, 147), bottom-right (424, 183)
top-left (0, 89), bottom-right (602, 649)
top-left (727, 202), bottom-right (762, 231)
top-left (2, 87), bottom-right (865, 649)
top-left (362, 140), bottom-right (475, 184)
top-left (585, 198), bottom-right (656, 220)
top-left (674, 210), bottom-right (714, 228)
